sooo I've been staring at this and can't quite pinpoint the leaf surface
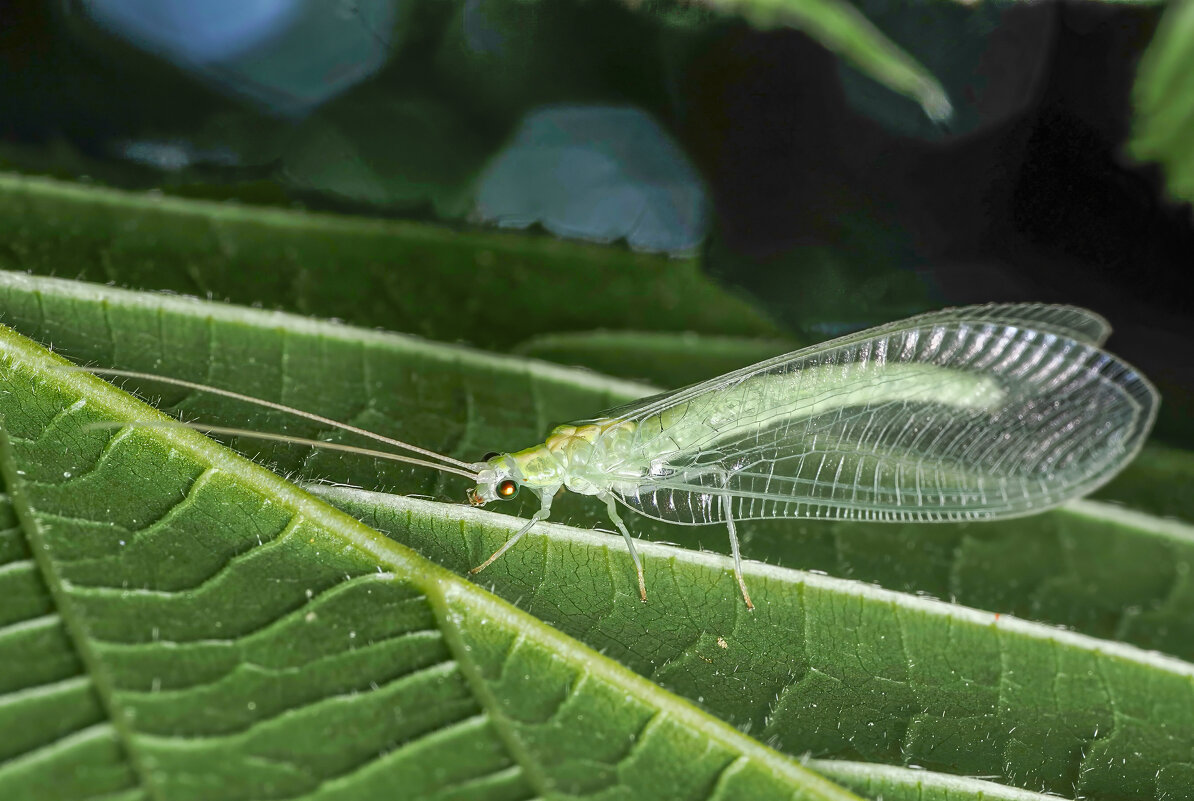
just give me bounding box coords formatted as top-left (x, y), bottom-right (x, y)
top-left (2, 271), bottom-right (1193, 800)
top-left (2, 270), bottom-right (1190, 659)
top-left (0, 320), bottom-right (860, 801)
top-left (312, 485), bottom-right (1194, 800)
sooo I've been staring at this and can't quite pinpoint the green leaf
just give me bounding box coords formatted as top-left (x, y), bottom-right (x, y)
top-left (302, 485), bottom-right (1194, 799)
top-left (512, 330), bottom-right (802, 387)
top-left (3, 270), bottom-right (1193, 800)
top-left (0, 319), bottom-right (861, 801)
top-left (702, 226), bottom-right (936, 342)
top-left (0, 172), bottom-right (782, 347)
top-left (1129, 0), bottom-right (1194, 203)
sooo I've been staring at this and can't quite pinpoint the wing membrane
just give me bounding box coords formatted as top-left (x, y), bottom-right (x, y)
top-left (601, 306), bottom-right (1154, 525)
top-left (593, 303), bottom-right (1111, 425)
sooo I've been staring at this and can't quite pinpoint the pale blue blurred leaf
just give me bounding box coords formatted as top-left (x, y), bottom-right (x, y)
top-left (475, 105), bottom-right (709, 254)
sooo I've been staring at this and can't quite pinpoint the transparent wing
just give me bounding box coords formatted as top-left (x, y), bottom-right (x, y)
top-left (875, 303), bottom-right (1111, 346)
top-left (593, 303), bottom-right (1111, 425)
top-left (599, 308), bottom-right (1154, 525)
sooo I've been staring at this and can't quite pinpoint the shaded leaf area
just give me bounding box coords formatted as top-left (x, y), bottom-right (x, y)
top-left (440, 0), bottom-right (952, 131)
top-left (0, 324), bottom-right (859, 801)
top-left (1129, 0), bottom-right (1194, 203)
top-left (309, 488), bottom-right (1194, 800)
top-left (2, 271), bottom-right (1192, 664)
top-left (699, 227), bottom-right (935, 355)
top-left (0, 173), bottom-right (782, 347)
top-left (279, 93), bottom-right (491, 220)
top-left (1094, 442), bottom-right (1194, 523)
top-left (512, 330), bottom-right (802, 389)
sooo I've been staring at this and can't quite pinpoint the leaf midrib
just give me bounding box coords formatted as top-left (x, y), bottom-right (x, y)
top-left (1, 323), bottom-right (863, 800)
top-left (1, 429), bottom-right (161, 797)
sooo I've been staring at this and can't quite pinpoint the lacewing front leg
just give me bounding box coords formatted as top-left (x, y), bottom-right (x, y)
top-left (599, 493), bottom-right (648, 603)
top-left (470, 490), bottom-right (555, 575)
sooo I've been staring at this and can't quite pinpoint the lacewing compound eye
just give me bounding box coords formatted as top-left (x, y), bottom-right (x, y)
top-left (482, 451), bottom-right (500, 461)
top-left (497, 479), bottom-right (519, 499)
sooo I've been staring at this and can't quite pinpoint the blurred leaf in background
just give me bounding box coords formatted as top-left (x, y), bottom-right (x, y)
top-left (78, 0), bottom-right (407, 116)
top-left (835, 0), bottom-right (1056, 140)
top-left (280, 93), bottom-right (492, 218)
top-left (1130, 0), bottom-right (1194, 203)
top-left (474, 105), bottom-right (710, 253)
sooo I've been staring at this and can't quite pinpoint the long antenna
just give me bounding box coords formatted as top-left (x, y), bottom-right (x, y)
top-left (84, 420), bottom-right (481, 481)
top-left (60, 366), bottom-right (478, 471)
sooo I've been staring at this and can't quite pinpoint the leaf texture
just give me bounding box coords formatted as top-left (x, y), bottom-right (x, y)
top-left (0, 320), bottom-right (859, 801)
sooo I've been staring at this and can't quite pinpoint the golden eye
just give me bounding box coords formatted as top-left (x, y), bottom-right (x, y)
top-left (497, 479), bottom-right (519, 499)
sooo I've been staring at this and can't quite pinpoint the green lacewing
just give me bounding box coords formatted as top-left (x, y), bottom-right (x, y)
top-left (82, 303), bottom-right (1158, 609)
